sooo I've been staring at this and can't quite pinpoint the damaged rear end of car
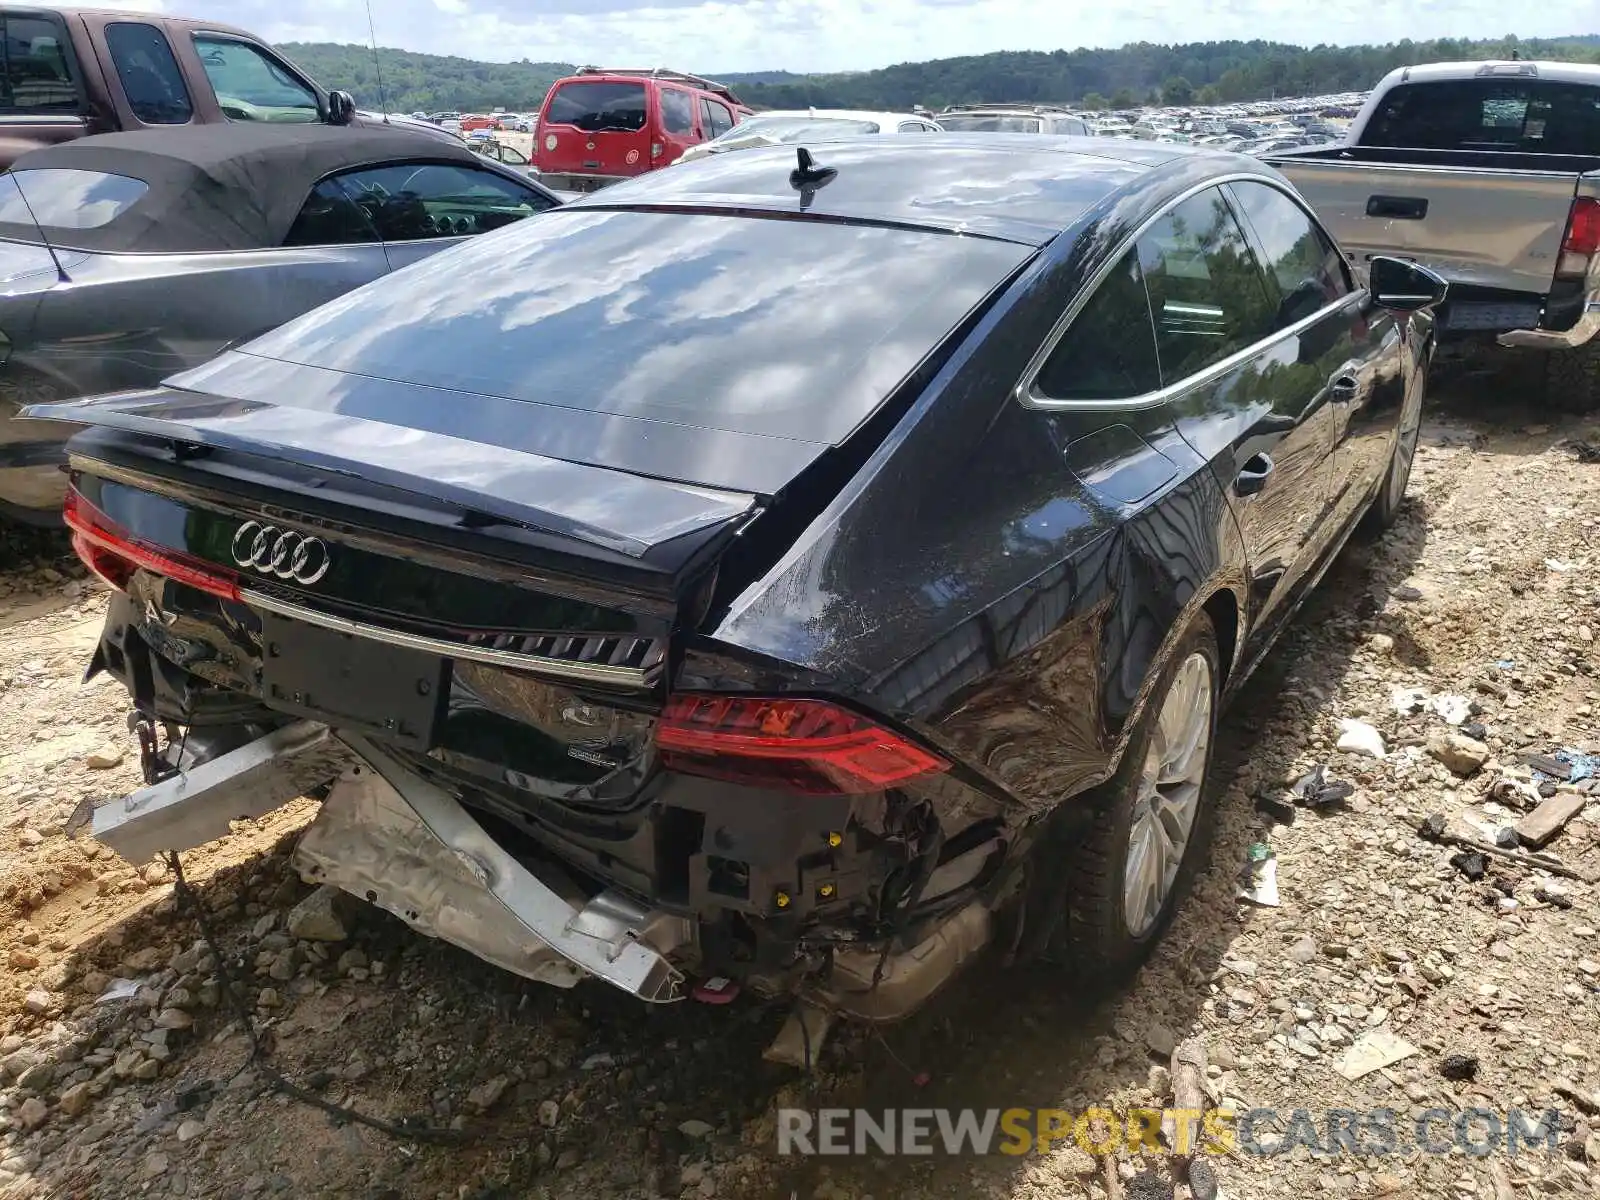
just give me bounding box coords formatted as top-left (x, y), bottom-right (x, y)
top-left (25, 193), bottom-right (1039, 1042)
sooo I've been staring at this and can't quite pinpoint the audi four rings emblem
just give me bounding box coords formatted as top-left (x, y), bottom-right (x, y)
top-left (230, 521), bottom-right (331, 585)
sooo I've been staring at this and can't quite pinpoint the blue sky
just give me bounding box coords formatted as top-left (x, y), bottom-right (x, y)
top-left (135, 0), bottom-right (1574, 74)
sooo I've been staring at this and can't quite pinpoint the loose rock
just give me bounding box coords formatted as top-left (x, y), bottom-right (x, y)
top-left (285, 885), bottom-right (349, 942)
top-left (1427, 731), bottom-right (1490, 777)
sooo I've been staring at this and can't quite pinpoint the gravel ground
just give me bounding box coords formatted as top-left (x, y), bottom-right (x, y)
top-left (2, 374), bottom-right (1599, 1200)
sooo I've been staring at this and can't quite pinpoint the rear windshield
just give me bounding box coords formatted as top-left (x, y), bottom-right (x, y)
top-left (545, 81), bottom-right (647, 133)
top-left (939, 115), bottom-right (1042, 133)
top-left (234, 209), bottom-right (1029, 450)
top-left (10, 169), bottom-right (148, 228)
top-left (1361, 79), bottom-right (1600, 154)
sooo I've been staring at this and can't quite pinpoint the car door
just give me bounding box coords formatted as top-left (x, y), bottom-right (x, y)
top-left (1140, 185), bottom-right (1337, 655)
top-left (1225, 179), bottom-right (1407, 542)
top-left (319, 160), bottom-right (559, 272)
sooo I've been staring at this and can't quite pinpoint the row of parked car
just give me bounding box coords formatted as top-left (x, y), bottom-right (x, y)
top-left (3, 9), bottom-right (1600, 1053)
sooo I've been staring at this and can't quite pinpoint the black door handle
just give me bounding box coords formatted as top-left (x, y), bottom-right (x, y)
top-left (1331, 374), bottom-right (1361, 400)
top-left (1235, 452), bottom-right (1275, 496)
top-left (1366, 194), bottom-right (1428, 220)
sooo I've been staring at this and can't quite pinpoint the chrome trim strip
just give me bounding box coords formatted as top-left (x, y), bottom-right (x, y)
top-left (241, 588), bottom-right (654, 689)
top-left (1015, 172), bottom-right (1364, 413)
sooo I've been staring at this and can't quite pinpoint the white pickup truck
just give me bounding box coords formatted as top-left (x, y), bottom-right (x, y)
top-left (1264, 60), bottom-right (1600, 408)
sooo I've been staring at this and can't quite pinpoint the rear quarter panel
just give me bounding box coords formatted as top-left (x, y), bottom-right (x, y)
top-left (710, 174), bottom-right (1250, 816)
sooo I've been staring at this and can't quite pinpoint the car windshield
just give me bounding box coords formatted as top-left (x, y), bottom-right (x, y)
top-left (710, 116), bottom-right (880, 145)
top-left (939, 114), bottom-right (1042, 133)
top-left (544, 81), bottom-right (646, 133)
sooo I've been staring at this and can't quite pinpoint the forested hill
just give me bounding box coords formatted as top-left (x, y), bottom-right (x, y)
top-left (280, 34), bottom-right (1600, 115)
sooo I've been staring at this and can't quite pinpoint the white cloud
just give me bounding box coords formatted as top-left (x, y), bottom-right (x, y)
top-left (181, 0), bottom-right (1576, 74)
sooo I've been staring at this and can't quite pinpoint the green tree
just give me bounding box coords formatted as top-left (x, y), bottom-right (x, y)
top-left (1196, 84), bottom-right (1220, 105)
top-left (1081, 91), bottom-right (1108, 110)
top-left (1162, 76), bottom-right (1195, 104)
top-left (1110, 87), bottom-right (1137, 109)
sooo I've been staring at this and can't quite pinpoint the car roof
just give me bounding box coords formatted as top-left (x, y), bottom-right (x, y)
top-left (1386, 59), bottom-right (1600, 88)
top-left (569, 134), bottom-right (1249, 246)
top-left (7, 123), bottom-right (488, 254)
top-left (741, 108), bottom-right (934, 125)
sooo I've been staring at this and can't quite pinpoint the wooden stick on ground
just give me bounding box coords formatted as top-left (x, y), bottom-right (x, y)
top-left (1101, 1154), bottom-right (1124, 1200)
top-left (1439, 830), bottom-right (1599, 883)
top-left (1166, 1036), bottom-right (1208, 1181)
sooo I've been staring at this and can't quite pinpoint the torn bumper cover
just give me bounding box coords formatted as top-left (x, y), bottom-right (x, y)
top-left (93, 723), bottom-right (688, 1003)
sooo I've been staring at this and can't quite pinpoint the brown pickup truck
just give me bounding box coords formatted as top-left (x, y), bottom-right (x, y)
top-left (0, 7), bottom-right (438, 167)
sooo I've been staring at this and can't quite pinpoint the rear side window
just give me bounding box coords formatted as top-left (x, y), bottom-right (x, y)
top-left (1136, 187), bottom-right (1275, 383)
top-left (701, 98), bottom-right (734, 137)
top-left (325, 162), bottom-right (553, 241)
top-left (1361, 79), bottom-right (1600, 155)
top-left (545, 81), bottom-right (646, 132)
top-left (1227, 181), bottom-right (1351, 328)
top-left (660, 87), bottom-right (694, 135)
top-left (10, 169), bottom-right (147, 228)
top-left (0, 15), bottom-right (78, 113)
top-left (1035, 249), bottom-right (1162, 400)
top-left (105, 22), bottom-right (192, 125)
top-left (193, 35), bottom-right (320, 124)
top-left (284, 178), bottom-right (379, 246)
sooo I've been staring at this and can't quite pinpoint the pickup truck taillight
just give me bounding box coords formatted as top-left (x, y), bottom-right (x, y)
top-left (1557, 197), bottom-right (1600, 279)
top-left (655, 694), bottom-right (948, 795)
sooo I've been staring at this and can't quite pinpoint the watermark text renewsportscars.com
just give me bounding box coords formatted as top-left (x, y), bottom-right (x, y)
top-left (776, 1107), bottom-right (1568, 1157)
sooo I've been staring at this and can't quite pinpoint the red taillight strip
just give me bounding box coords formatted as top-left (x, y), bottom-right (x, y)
top-left (1562, 197), bottom-right (1600, 258)
top-left (656, 694), bottom-right (948, 795)
top-left (64, 488), bottom-right (241, 602)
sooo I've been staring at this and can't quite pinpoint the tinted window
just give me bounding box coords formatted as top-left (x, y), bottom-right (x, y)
top-left (10, 169), bottom-right (147, 228)
top-left (105, 22), bottom-right (192, 125)
top-left (238, 210), bottom-right (1030, 449)
top-left (660, 87), bottom-right (694, 135)
top-left (1136, 188), bottom-right (1275, 383)
top-left (326, 162), bottom-right (553, 241)
top-left (1361, 79), bottom-right (1600, 155)
top-left (1035, 249), bottom-right (1161, 400)
top-left (193, 36), bottom-right (319, 124)
top-left (702, 99), bottom-right (734, 137)
top-left (546, 81), bottom-right (646, 132)
top-left (0, 15), bottom-right (78, 113)
top-left (284, 179), bottom-right (379, 246)
top-left (1227, 181), bottom-right (1351, 327)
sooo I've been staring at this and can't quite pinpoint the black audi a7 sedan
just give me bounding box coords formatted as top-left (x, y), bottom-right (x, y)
top-left (26, 135), bottom-right (1444, 1025)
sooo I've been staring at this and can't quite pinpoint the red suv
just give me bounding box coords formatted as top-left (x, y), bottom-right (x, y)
top-left (534, 68), bottom-right (751, 192)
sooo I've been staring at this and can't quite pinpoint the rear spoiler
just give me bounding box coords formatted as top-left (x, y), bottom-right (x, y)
top-left (20, 386), bottom-right (756, 562)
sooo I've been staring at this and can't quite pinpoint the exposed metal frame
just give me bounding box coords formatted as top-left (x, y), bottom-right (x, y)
top-left (1015, 170), bottom-right (1368, 413)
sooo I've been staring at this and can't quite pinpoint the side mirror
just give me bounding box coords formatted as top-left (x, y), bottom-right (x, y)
top-left (326, 90), bottom-right (356, 127)
top-left (1369, 256), bottom-right (1448, 313)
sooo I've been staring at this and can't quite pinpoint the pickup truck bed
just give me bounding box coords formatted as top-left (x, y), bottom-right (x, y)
top-left (1263, 59), bottom-right (1600, 409)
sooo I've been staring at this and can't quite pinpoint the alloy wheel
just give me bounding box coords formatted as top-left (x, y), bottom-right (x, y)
top-left (1123, 652), bottom-right (1213, 937)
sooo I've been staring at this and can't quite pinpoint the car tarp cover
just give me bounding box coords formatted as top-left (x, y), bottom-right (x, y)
top-left (0, 124), bottom-right (486, 253)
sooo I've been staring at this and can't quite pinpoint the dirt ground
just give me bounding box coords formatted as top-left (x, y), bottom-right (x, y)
top-left (2, 368), bottom-right (1600, 1200)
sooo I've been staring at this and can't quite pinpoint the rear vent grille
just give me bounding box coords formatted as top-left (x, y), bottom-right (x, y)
top-left (459, 631), bottom-right (666, 677)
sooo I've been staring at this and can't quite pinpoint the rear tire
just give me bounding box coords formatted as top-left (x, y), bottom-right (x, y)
top-left (1543, 343), bottom-right (1600, 414)
top-left (1053, 616), bottom-right (1221, 981)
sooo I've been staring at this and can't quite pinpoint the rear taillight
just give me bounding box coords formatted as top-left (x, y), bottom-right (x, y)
top-left (655, 695), bottom-right (948, 796)
top-left (64, 488), bottom-right (240, 601)
top-left (1557, 197), bottom-right (1600, 278)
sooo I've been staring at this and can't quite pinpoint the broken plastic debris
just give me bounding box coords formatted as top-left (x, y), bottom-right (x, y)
top-left (1449, 850), bottom-right (1488, 882)
top-left (1236, 844), bottom-right (1279, 907)
top-left (1334, 1029), bottom-right (1420, 1080)
top-left (1556, 748), bottom-right (1600, 782)
top-left (1289, 764), bottom-right (1354, 809)
top-left (96, 978), bottom-right (140, 1004)
top-left (1390, 686), bottom-right (1472, 725)
top-left (1546, 558), bottom-right (1579, 572)
top-left (1335, 719), bottom-right (1386, 759)
top-left (1430, 694), bottom-right (1473, 725)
